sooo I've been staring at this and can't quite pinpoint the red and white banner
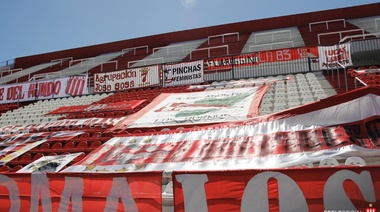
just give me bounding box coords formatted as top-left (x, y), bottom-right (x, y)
top-left (0, 131), bottom-right (83, 165)
top-left (172, 167), bottom-right (380, 211)
top-left (318, 43), bottom-right (353, 69)
top-left (47, 100), bottom-right (145, 115)
top-left (163, 60), bottom-right (204, 87)
top-left (17, 152), bottom-right (84, 173)
top-left (114, 86), bottom-right (269, 129)
top-left (85, 100), bottom-right (145, 112)
top-left (94, 66), bottom-right (160, 93)
top-left (206, 47), bottom-right (319, 71)
top-left (46, 105), bottom-right (89, 115)
top-left (0, 172), bottom-right (162, 211)
top-left (0, 75), bottom-right (88, 104)
top-left (64, 125), bottom-right (379, 173)
top-left (0, 117), bottom-right (126, 134)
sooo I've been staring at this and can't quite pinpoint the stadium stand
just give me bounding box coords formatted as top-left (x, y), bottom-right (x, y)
top-left (0, 3), bottom-right (380, 211)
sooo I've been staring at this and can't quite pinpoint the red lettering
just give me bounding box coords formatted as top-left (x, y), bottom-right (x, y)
top-left (0, 88), bottom-right (4, 100)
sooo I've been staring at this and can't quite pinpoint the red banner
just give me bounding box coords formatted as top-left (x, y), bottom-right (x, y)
top-left (47, 100), bottom-right (145, 115)
top-left (0, 75), bottom-right (88, 104)
top-left (85, 100), bottom-right (145, 112)
top-left (0, 172), bottom-right (162, 211)
top-left (205, 46), bottom-right (318, 71)
top-left (47, 105), bottom-right (89, 115)
top-left (173, 167), bottom-right (380, 212)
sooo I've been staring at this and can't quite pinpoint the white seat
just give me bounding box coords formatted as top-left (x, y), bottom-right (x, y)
top-left (259, 106), bottom-right (272, 115)
top-left (273, 105), bottom-right (286, 112)
top-left (344, 157), bottom-right (366, 166)
top-left (319, 158), bottom-right (339, 167)
top-left (302, 97), bottom-right (315, 104)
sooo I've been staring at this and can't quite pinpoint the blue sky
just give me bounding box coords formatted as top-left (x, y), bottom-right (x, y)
top-left (0, 0), bottom-right (378, 64)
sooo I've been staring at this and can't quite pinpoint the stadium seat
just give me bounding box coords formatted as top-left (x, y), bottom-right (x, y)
top-left (319, 158), bottom-right (339, 167)
top-left (76, 141), bottom-right (88, 149)
top-left (63, 141), bottom-right (76, 150)
top-left (33, 153), bottom-right (44, 161)
top-left (51, 142), bottom-right (63, 150)
top-left (344, 157), bottom-right (366, 166)
top-left (19, 153), bottom-right (32, 162)
top-left (89, 140), bottom-right (102, 149)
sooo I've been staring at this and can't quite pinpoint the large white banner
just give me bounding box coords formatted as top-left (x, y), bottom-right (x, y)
top-left (163, 60), bottom-right (204, 87)
top-left (318, 43), bottom-right (353, 70)
top-left (118, 86), bottom-right (268, 128)
top-left (94, 66), bottom-right (160, 93)
top-left (0, 75), bottom-right (88, 104)
top-left (0, 117), bottom-right (126, 134)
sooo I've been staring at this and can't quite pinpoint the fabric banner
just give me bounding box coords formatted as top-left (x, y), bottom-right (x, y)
top-left (0, 172), bottom-right (162, 211)
top-left (47, 100), bottom-right (145, 115)
top-left (0, 75), bottom-right (88, 104)
top-left (17, 153), bottom-right (83, 173)
top-left (63, 124), bottom-right (380, 173)
top-left (94, 66), bottom-right (160, 93)
top-left (0, 117), bottom-right (126, 134)
top-left (115, 86), bottom-right (269, 129)
top-left (318, 43), bottom-right (353, 70)
top-left (205, 47), bottom-right (319, 71)
top-left (0, 131), bottom-right (83, 165)
top-left (172, 167), bottom-right (380, 211)
top-left (46, 105), bottom-right (89, 115)
top-left (85, 100), bottom-right (146, 112)
top-left (163, 60), bottom-right (204, 87)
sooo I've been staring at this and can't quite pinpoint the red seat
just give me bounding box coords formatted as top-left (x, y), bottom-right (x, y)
top-left (51, 142), bottom-right (63, 150)
top-left (0, 165), bottom-right (10, 172)
top-left (19, 153), bottom-right (32, 162)
top-left (76, 141), bottom-right (88, 149)
top-left (90, 140), bottom-right (102, 149)
top-left (11, 165), bottom-right (23, 172)
top-left (39, 143), bottom-right (50, 150)
top-left (33, 153), bottom-right (44, 161)
top-left (63, 141), bottom-right (76, 150)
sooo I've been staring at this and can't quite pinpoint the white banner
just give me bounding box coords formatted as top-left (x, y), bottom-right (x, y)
top-left (0, 117), bottom-right (126, 134)
top-left (94, 66), bottom-right (160, 93)
top-left (18, 152), bottom-right (83, 173)
top-left (0, 75), bottom-right (88, 104)
top-left (118, 86), bottom-right (268, 128)
top-left (318, 43), bottom-right (353, 70)
top-left (163, 60), bottom-right (204, 87)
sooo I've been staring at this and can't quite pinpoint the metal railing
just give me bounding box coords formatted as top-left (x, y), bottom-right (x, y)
top-left (127, 57), bottom-right (164, 68)
top-left (340, 33), bottom-right (380, 43)
top-left (190, 45), bottom-right (229, 60)
top-left (254, 30), bottom-right (292, 44)
top-left (249, 41), bottom-right (294, 52)
top-left (208, 32), bottom-right (239, 44)
top-left (153, 44), bottom-right (184, 56)
top-left (309, 19), bottom-right (346, 32)
top-left (50, 57), bottom-right (73, 67)
top-left (318, 29), bottom-right (365, 44)
top-left (69, 58), bottom-right (95, 67)
top-left (122, 45), bottom-right (149, 56)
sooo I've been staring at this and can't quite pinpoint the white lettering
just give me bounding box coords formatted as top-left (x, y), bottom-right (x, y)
top-left (105, 177), bottom-right (138, 211)
top-left (176, 174), bottom-right (209, 212)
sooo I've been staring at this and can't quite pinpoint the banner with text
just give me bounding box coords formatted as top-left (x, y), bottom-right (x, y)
top-left (0, 117), bottom-right (126, 134)
top-left (172, 167), bottom-right (380, 212)
top-left (63, 125), bottom-right (380, 173)
top-left (17, 152), bottom-right (84, 173)
top-left (206, 47), bottom-right (319, 71)
top-left (163, 60), bottom-right (204, 87)
top-left (0, 131), bottom-right (83, 165)
top-left (0, 172), bottom-right (162, 211)
top-left (47, 100), bottom-right (145, 115)
top-left (114, 86), bottom-right (268, 129)
top-left (318, 43), bottom-right (353, 70)
top-left (94, 66), bottom-right (160, 93)
top-left (0, 75), bottom-right (88, 104)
